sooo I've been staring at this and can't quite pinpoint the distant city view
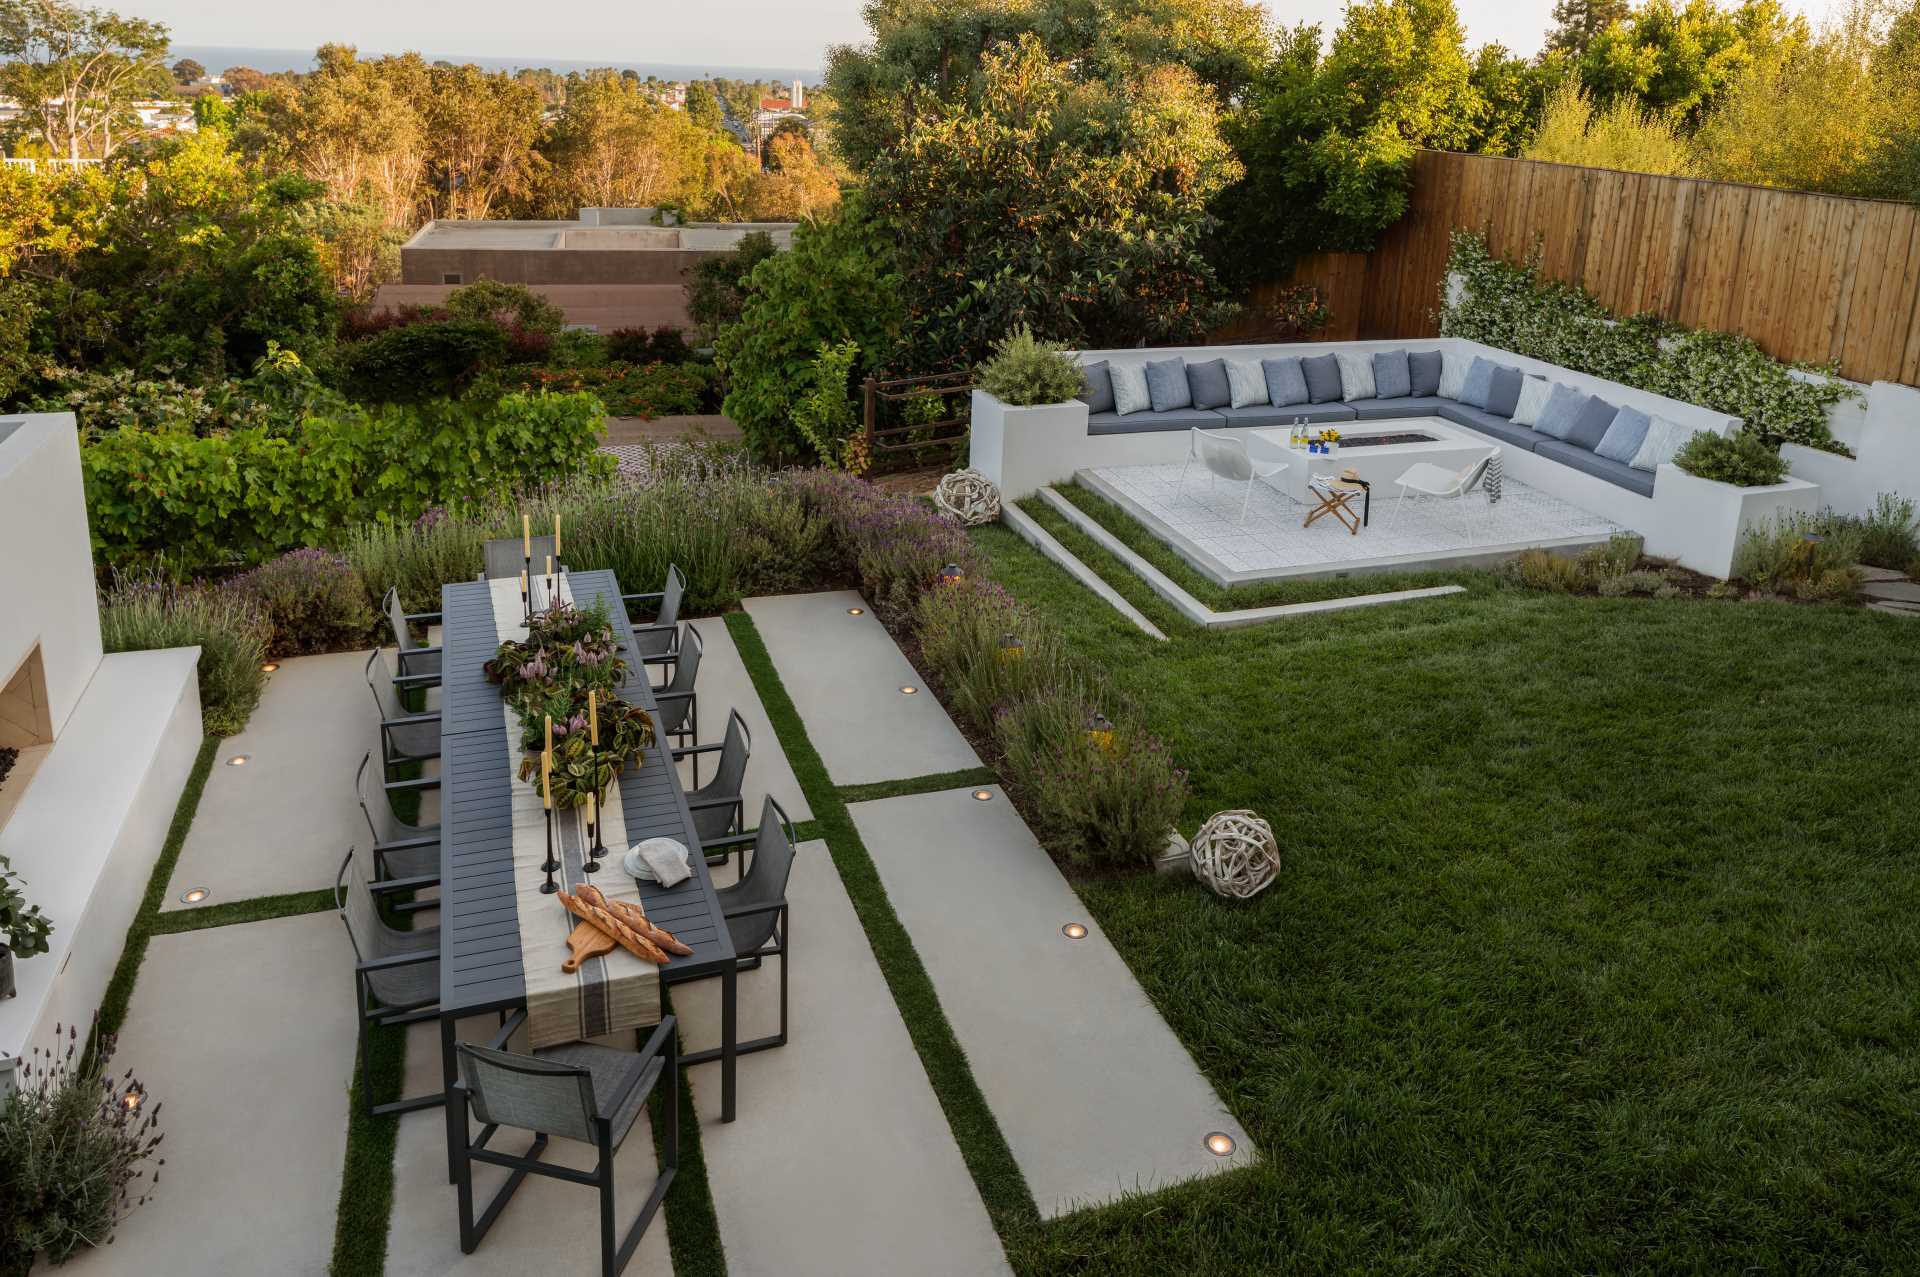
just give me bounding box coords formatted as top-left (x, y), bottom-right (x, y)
top-left (170, 44), bottom-right (823, 84)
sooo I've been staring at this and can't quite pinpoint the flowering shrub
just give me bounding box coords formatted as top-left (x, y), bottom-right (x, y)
top-left (97, 570), bottom-right (270, 735)
top-left (0, 1019), bottom-right (164, 1269)
top-left (913, 576), bottom-right (1073, 727)
top-left (790, 470), bottom-right (978, 613)
top-left (230, 548), bottom-right (376, 656)
top-left (995, 687), bottom-right (1188, 868)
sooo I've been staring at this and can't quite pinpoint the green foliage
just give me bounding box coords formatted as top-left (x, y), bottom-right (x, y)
top-left (442, 279), bottom-right (567, 336)
top-left (82, 391), bottom-right (610, 569)
top-left (912, 577), bottom-right (1076, 736)
top-left (1808, 493), bottom-right (1920, 571)
top-left (863, 34), bottom-right (1241, 368)
top-left (790, 341), bottom-right (862, 469)
top-left (1441, 230), bottom-right (1856, 451)
top-left (0, 284), bottom-right (42, 405)
top-left (338, 319), bottom-right (509, 403)
top-left (716, 202), bottom-right (903, 460)
top-left (684, 79), bottom-right (723, 132)
top-left (1466, 43), bottom-right (1564, 154)
top-left (1672, 428), bottom-right (1791, 487)
top-left (1510, 534), bottom-right (1656, 594)
top-left (1731, 511), bottom-right (1864, 599)
top-left (974, 326), bottom-right (1083, 406)
top-left (0, 856), bottom-right (52, 958)
top-left (97, 569), bottom-right (271, 735)
top-left (230, 548), bottom-right (377, 657)
top-left (17, 345), bottom-right (346, 439)
top-left (1524, 80), bottom-right (1697, 175)
top-left (1574, 0), bottom-right (1808, 129)
top-left (482, 360), bottom-right (712, 418)
top-left (684, 231), bottom-right (780, 343)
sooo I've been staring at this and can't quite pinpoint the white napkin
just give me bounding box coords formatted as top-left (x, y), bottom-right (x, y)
top-left (636, 837), bottom-right (691, 888)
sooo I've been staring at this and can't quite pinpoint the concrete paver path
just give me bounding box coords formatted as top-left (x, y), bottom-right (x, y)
top-left (674, 616), bottom-right (811, 823)
top-left (742, 592), bottom-right (980, 786)
top-left (849, 787), bottom-right (1254, 1218)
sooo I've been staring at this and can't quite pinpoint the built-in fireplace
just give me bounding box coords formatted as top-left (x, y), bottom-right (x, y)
top-left (0, 645), bottom-right (51, 831)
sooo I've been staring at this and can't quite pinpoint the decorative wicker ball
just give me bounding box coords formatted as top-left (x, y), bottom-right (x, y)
top-left (933, 469), bottom-right (1002, 526)
top-left (1189, 809), bottom-right (1280, 900)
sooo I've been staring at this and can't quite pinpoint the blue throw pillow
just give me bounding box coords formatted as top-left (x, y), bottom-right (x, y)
top-left (1078, 360), bottom-right (1115, 414)
top-left (1595, 405), bottom-right (1652, 464)
top-left (1408, 350), bottom-right (1443, 396)
top-left (1567, 395), bottom-right (1620, 451)
top-left (1534, 384), bottom-right (1590, 441)
top-left (1301, 353), bottom-right (1343, 404)
top-left (1371, 349), bottom-right (1412, 399)
top-left (1145, 357), bottom-right (1192, 413)
top-left (1459, 357), bottom-right (1498, 409)
top-left (1485, 366), bottom-right (1524, 418)
top-left (1262, 356), bottom-right (1309, 406)
top-left (1186, 358), bottom-right (1231, 409)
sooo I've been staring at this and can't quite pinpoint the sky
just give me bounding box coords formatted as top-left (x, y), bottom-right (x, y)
top-left (144, 0), bottom-right (1841, 75)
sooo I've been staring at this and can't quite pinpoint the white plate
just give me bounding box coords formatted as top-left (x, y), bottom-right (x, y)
top-left (624, 837), bottom-right (688, 883)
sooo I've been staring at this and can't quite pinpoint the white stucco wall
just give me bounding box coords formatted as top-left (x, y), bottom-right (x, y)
top-left (0, 414), bottom-right (103, 739)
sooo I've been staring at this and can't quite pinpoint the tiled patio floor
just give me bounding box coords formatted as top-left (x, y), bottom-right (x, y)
top-left (1084, 462), bottom-right (1623, 581)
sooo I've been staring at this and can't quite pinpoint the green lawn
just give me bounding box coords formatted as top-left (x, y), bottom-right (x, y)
top-left (969, 521), bottom-right (1920, 1275)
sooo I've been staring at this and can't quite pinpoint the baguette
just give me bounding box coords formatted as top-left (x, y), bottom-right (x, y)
top-left (578, 884), bottom-right (693, 956)
top-left (558, 890), bottom-right (668, 965)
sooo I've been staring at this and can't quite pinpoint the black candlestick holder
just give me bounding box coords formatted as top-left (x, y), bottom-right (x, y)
top-left (585, 798), bottom-right (607, 874)
top-left (539, 806), bottom-right (559, 892)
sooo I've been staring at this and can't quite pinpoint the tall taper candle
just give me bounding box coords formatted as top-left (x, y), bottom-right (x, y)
top-left (589, 690), bottom-right (598, 745)
top-left (554, 513), bottom-right (562, 558)
top-left (545, 713), bottom-right (554, 757)
top-left (541, 749), bottom-right (552, 808)
top-left (523, 513), bottom-right (531, 557)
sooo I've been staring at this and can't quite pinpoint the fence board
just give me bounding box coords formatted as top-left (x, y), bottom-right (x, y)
top-left (1231, 150), bottom-right (1920, 385)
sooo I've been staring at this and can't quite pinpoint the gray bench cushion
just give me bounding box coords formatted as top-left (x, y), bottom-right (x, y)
top-left (1534, 440), bottom-right (1656, 496)
top-left (1214, 403), bottom-right (1359, 427)
top-left (1438, 404), bottom-right (1544, 453)
top-left (1087, 408), bottom-right (1228, 436)
top-left (1345, 396), bottom-right (1453, 421)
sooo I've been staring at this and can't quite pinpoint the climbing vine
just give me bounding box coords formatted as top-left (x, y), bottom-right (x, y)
top-left (1439, 231), bottom-right (1856, 454)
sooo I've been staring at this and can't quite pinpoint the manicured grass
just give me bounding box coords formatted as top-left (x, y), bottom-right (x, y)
top-left (330, 1021), bottom-right (406, 1277)
top-left (151, 888), bottom-right (335, 934)
top-left (969, 521), bottom-right (1920, 1274)
top-left (837, 765), bottom-right (1000, 805)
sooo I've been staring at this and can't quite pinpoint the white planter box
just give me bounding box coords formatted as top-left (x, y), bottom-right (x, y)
top-left (969, 390), bottom-right (1090, 500)
top-left (1645, 463), bottom-right (1822, 579)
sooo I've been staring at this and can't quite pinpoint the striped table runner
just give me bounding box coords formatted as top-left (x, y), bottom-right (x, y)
top-left (487, 575), bottom-right (663, 1050)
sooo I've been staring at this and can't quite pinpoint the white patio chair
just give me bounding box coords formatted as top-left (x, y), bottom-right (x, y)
top-left (1179, 428), bottom-right (1288, 524)
top-left (1388, 452), bottom-right (1496, 539)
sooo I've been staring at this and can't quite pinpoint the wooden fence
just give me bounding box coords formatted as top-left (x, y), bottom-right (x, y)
top-left (1229, 150), bottom-right (1920, 387)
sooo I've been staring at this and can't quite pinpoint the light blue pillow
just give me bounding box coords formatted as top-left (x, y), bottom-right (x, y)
top-left (1459, 357), bottom-right (1498, 409)
top-left (1534, 384), bottom-right (1590, 441)
top-left (1145, 358), bottom-right (1191, 413)
top-left (1261, 357), bottom-right (1309, 407)
top-left (1371, 349), bottom-right (1412, 399)
top-left (1595, 405), bottom-right (1651, 464)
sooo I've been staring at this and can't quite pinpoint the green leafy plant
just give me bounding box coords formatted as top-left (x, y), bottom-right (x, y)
top-left (1442, 231), bottom-right (1858, 452)
top-left (1673, 430), bottom-right (1791, 487)
top-left (974, 326), bottom-right (1082, 406)
top-left (1732, 512), bottom-right (1864, 601)
top-left (97, 570), bottom-right (270, 736)
top-left (1810, 493), bottom-right (1919, 571)
top-left (913, 576), bottom-right (1075, 727)
top-left (791, 341), bottom-right (862, 469)
top-left (0, 856), bottom-right (52, 959)
top-left (229, 548), bottom-right (375, 657)
top-left (483, 361), bottom-right (713, 418)
top-left (337, 320), bottom-right (510, 403)
top-left (441, 280), bottom-right (567, 337)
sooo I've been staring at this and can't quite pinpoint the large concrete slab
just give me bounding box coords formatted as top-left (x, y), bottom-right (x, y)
top-left (741, 592), bottom-right (979, 787)
top-left (848, 787), bottom-right (1254, 1218)
top-left (388, 1016), bottom-right (675, 1276)
top-left (672, 841), bottom-right (1012, 1276)
top-left (63, 912), bottom-right (355, 1275)
top-left (672, 617), bottom-right (810, 824)
top-left (164, 650), bottom-right (381, 912)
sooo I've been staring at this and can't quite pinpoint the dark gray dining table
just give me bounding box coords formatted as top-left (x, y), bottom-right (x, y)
top-left (435, 568), bottom-right (737, 1178)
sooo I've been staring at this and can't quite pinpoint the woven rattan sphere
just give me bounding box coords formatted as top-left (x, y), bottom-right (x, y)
top-left (933, 469), bottom-right (1001, 526)
top-left (1189, 809), bottom-right (1279, 900)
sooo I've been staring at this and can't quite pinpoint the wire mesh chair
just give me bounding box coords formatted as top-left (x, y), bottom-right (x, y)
top-left (651, 624), bottom-right (703, 754)
top-left (381, 587), bottom-right (443, 688)
top-left (337, 847), bottom-right (443, 1117)
top-left (453, 1010), bottom-right (679, 1277)
top-left (356, 751), bottom-right (439, 909)
top-left (676, 709), bottom-right (750, 859)
top-left (481, 535), bottom-right (558, 582)
top-left (620, 564), bottom-right (686, 679)
top-left (684, 796), bottom-right (795, 1064)
top-left (365, 649), bottom-right (442, 779)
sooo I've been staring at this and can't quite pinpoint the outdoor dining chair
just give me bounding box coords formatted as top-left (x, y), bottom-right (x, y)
top-left (683, 796), bottom-right (796, 1064)
top-left (651, 624), bottom-right (703, 754)
top-left (676, 709), bottom-right (750, 857)
top-left (355, 751), bottom-right (439, 909)
top-left (381, 587), bottom-right (443, 689)
top-left (481, 535), bottom-right (559, 582)
top-left (453, 1009), bottom-right (679, 1277)
top-left (365, 649), bottom-right (443, 779)
top-left (1388, 452), bottom-right (1496, 539)
top-left (337, 847), bottom-right (444, 1117)
top-left (620, 564), bottom-right (686, 679)
top-left (1180, 427), bottom-right (1289, 525)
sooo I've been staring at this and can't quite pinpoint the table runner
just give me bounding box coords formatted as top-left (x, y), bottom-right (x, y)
top-left (487, 574), bottom-right (663, 1049)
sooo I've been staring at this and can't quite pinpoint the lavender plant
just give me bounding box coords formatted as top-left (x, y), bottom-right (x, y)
top-left (229, 548), bottom-right (376, 656)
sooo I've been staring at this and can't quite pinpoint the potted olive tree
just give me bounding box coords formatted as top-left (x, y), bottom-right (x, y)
top-left (0, 855), bottom-right (53, 1000)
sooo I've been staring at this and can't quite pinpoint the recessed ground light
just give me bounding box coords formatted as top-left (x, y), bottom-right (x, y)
top-left (260, 661), bottom-right (280, 672)
top-left (179, 887), bottom-right (209, 904)
top-left (121, 1084), bottom-right (145, 1112)
top-left (847, 606), bottom-right (864, 616)
top-left (972, 789), bottom-right (993, 801)
top-left (1061, 922), bottom-right (1088, 940)
top-left (900, 685), bottom-right (918, 695)
top-left (1204, 1131), bottom-right (1236, 1157)
top-left (227, 754), bottom-right (250, 766)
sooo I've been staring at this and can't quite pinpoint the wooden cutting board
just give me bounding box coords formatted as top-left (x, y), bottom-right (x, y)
top-left (561, 919), bottom-right (617, 973)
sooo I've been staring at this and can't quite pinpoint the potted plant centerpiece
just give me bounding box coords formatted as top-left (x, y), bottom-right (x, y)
top-left (0, 854), bottom-right (53, 1000)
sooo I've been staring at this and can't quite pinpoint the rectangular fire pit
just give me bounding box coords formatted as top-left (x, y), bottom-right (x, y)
top-left (1243, 417), bottom-right (1495, 507)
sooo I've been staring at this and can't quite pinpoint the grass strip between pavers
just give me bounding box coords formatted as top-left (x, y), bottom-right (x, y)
top-left (151, 888), bottom-right (336, 934)
top-left (724, 611), bottom-right (1042, 1243)
top-left (837, 765), bottom-right (1000, 806)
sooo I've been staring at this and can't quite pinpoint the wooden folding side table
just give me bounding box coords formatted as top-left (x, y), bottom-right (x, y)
top-left (1303, 476), bottom-right (1369, 535)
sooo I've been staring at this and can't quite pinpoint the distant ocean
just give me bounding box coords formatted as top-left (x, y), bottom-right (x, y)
top-left (171, 45), bottom-right (822, 84)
